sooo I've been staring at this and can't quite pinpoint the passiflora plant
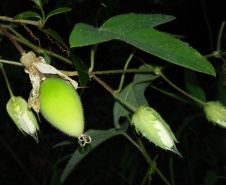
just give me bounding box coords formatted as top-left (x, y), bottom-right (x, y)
top-left (0, 0), bottom-right (225, 184)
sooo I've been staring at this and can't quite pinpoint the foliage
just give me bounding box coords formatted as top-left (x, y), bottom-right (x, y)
top-left (0, 0), bottom-right (226, 185)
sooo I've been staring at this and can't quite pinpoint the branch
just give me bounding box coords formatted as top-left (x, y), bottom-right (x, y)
top-left (0, 16), bottom-right (42, 26)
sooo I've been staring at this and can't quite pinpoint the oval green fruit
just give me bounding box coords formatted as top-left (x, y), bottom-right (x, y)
top-left (40, 78), bottom-right (84, 137)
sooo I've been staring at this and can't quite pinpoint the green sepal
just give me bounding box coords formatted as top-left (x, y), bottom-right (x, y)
top-left (6, 96), bottom-right (39, 142)
top-left (132, 106), bottom-right (180, 155)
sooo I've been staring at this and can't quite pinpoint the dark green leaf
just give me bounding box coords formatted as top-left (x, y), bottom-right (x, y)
top-left (70, 13), bottom-right (215, 76)
top-left (101, 13), bottom-right (175, 29)
top-left (14, 11), bottom-right (41, 19)
top-left (46, 7), bottom-right (72, 21)
top-left (70, 23), bottom-right (113, 46)
top-left (70, 13), bottom-right (174, 47)
top-left (113, 65), bottom-right (156, 128)
top-left (71, 54), bottom-right (89, 86)
top-left (52, 140), bottom-right (73, 149)
top-left (184, 69), bottom-right (206, 107)
top-left (60, 123), bottom-right (128, 183)
top-left (40, 28), bottom-right (70, 53)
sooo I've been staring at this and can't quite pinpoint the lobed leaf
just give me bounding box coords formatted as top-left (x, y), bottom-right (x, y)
top-left (70, 13), bottom-right (215, 76)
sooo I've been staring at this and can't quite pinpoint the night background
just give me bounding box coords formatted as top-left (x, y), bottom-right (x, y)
top-left (0, 0), bottom-right (226, 185)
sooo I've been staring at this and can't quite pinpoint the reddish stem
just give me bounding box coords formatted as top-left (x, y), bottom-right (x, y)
top-left (0, 25), bottom-right (24, 54)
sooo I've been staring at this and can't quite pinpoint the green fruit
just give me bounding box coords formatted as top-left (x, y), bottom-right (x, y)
top-left (40, 78), bottom-right (84, 137)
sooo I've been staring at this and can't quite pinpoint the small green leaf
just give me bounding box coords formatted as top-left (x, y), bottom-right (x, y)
top-left (31, 0), bottom-right (42, 9)
top-left (46, 7), bottom-right (72, 21)
top-left (14, 11), bottom-right (41, 19)
top-left (71, 54), bottom-right (89, 87)
top-left (40, 28), bottom-right (70, 53)
top-left (60, 123), bottom-right (128, 183)
top-left (42, 50), bottom-right (51, 64)
top-left (113, 65), bottom-right (156, 128)
top-left (70, 13), bottom-right (215, 76)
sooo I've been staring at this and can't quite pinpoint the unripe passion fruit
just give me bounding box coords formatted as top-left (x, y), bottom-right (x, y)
top-left (40, 78), bottom-right (84, 137)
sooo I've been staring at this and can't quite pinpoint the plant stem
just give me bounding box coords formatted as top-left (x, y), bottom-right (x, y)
top-left (122, 133), bottom-right (143, 153)
top-left (0, 65), bottom-right (14, 98)
top-left (205, 51), bottom-right (226, 58)
top-left (217, 21), bottom-right (225, 52)
top-left (40, 8), bottom-right (46, 28)
top-left (0, 30), bottom-right (72, 65)
top-left (0, 16), bottom-right (42, 26)
top-left (90, 45), bottom-right (95, 72)
top-left (90, 72), bottom-right (136, 112)
top-left (0, 59), bottom-right (23, 66)
top-left (4, 25), bottom-right (29, 42)
top-left (136, 136), bottom-right (171, 185)
top-left (155, 67), bottom-right (205, 106)
top-left (127, 115), bottom-right (171, 185)
top-left (117, 50), bottom-right (135, 93)
top-left (0, 25), bottom-right (24, 54)
top-left (93, 68), bottom-right (156, 75)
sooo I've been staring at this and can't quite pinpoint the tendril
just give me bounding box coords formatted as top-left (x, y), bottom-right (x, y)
top-left (46, 34), bottom-right (70, 56)
top-left (21, 23), bottom-right (41, 48)
top-left (78, 133), bottom-right (92, 146)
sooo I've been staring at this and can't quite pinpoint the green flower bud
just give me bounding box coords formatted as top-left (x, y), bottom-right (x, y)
top-left (204, 101), bottom-right (226, 128)
top-left (132, 106), bottom-right (180, 155)
top-left (6, 97), bottom-right (39, 142)
top-left (40, 78), bottom-right (84, 137)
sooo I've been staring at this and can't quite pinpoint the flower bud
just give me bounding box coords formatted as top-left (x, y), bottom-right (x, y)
top-left (204, 101), bottom-right (226, 128)
top-left (6, 97), bottom-right (39, 142)
top-left (40, 78), bottom-right (84, 137)
top-left (132, 106), bottom-right (180, 155)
